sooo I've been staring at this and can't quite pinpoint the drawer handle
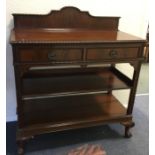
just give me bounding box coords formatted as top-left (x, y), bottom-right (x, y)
top-left (109, 50), bottom-right (118, 58)
top-left (48, 52), bottom-right (56, 60)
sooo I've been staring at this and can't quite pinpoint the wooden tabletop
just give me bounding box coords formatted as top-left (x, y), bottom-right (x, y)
top-left (10, 28), bottom-right (145, 44)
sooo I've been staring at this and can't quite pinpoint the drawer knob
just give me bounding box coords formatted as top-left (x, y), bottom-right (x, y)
top-left (109, 50), bottom-right (118, 58)
top-left (48, 52), bottom-right (56, 60)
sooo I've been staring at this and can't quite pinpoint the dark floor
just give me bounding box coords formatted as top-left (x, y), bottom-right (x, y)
top-left (6, 96), bottom-right (149, 155)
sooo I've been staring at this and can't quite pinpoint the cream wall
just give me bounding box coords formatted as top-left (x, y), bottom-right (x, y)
top-left (6, 0), bottom-right (148, 122)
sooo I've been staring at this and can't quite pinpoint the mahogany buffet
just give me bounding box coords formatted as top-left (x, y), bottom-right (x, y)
top-left (10, 7), bottom-right (145, 154)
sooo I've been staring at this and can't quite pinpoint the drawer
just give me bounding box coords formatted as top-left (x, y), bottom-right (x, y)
top-left (87, 47), bottom-right (139, 60)
top-left (18, 48), bottom-right (82, 62)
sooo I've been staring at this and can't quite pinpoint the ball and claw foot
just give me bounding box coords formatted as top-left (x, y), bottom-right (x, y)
top-left (17, 140), bottom-right (25, 155)
top-left (121, 121), bottom-right (135, 138)
top-left (18, 147), bottom-right (24, 155)
top-left (17, 136), bottom-right (33, 155)
top-left (125, 126), bottom-right (132, 138)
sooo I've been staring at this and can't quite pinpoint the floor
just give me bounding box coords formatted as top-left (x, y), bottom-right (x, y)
top-left (6, 96), bottom-right (149, 155)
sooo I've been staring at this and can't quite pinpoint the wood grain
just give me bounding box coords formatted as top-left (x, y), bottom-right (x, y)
top-left (10, 7), bottom-right (145, 154)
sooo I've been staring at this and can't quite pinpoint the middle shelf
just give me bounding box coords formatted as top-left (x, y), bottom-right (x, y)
top-left (22, 67), bottom-right (132, 100)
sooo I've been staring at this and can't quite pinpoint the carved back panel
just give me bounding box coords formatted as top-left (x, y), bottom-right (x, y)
top-left (13, 6), bottom-right (120, 30)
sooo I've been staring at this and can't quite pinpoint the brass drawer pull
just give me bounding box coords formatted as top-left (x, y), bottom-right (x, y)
top-left (48, 52), bottom-right (56, 60)
top-left (109, 50), bottom-right (118, 58)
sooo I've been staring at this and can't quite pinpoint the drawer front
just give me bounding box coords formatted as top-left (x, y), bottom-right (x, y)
top-left (87, 47), bottom-right (139, 60)
top-left (18, 48), bottom-right (82, 62)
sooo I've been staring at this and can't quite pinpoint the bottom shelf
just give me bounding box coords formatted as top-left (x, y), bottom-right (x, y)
top-left (19, 94), bottom-right (131, 137)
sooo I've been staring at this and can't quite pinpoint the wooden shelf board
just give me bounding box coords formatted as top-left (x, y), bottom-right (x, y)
top-left (18, 94), bottom-right (129, 137)
top-left (11, 29), bottom-right (145, 44)
top-left (22, 67), bottom-right (131, 99)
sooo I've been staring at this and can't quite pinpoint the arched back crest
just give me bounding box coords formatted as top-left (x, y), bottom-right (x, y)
top-left (13, 6), bottom-right (120, 30)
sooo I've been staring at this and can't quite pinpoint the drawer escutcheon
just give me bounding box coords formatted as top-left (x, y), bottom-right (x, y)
top-left (109, 49), bottom-right (118, 58)
top-left (48, 52), bottom-right (56, 60)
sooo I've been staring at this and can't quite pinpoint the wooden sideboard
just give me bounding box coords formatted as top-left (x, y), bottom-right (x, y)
top-left (10, 7), bottom-right (145, 155)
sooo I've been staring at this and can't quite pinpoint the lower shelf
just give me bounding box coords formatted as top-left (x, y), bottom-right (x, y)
top-left (18, 94), bottom-right (131, 138)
